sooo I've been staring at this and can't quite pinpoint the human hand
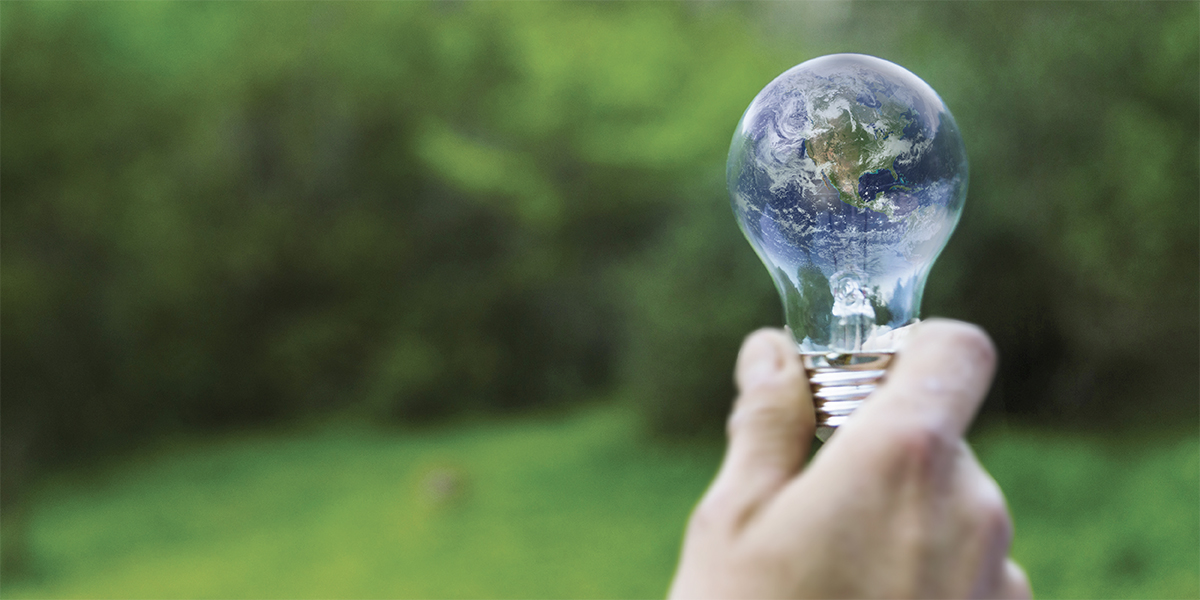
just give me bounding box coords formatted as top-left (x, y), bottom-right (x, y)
top-left (668, 320), bottom-right (1031, 599)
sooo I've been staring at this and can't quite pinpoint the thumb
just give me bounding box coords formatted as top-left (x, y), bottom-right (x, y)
top-left (698, 329), bottom-right (814, 532)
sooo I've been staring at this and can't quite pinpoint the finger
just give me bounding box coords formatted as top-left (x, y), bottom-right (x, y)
top-left (996, 559), bottom-right (1032, 599)
top-left (834, 319), bottom-right (997, 450)
top-left (697, 329), bottom-right (813, 531)
top-left (958, 443), bottom-right (1018, 599)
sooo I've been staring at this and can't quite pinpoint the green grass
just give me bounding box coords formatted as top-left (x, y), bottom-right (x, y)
top-left (3, 407), bottom-right (1197, 599)
top-left (976, 426), bottom-right (1200, 599)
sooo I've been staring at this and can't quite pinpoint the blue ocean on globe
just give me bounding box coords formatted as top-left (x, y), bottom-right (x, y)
top-left (728, 54), bottom-right (967, 351)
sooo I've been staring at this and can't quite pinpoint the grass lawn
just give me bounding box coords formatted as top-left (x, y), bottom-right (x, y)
top-left (3, 406), bottom-right (1197, 599)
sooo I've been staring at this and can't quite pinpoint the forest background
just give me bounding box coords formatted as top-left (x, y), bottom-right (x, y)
top-left (2, 2), bottom-right (1197, 598)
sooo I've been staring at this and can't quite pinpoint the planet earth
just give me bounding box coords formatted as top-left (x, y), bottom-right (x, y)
top-left (727, 53), bottom-right (968, 350)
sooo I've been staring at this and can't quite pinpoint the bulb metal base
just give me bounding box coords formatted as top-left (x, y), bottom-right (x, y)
top-left (802, 352), bottom-right (894, 441)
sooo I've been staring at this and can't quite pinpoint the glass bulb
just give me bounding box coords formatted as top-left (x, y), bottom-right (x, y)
top-left (727, 54), bottom-right (967, 440)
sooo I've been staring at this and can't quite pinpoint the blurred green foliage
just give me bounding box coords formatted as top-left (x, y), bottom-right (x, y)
top-left (1, 0), bottom-right (1197, 580)
top-left (2, 407), bottom-right (1196, 599)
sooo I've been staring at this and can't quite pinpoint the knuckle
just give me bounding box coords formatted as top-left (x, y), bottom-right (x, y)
top-left (688, 495), bottom-right (735, 536)
top-left (885, 421), bottom-right (957, 480)
top-left (686, 505), bottom-right (718, 537)
top-left (976, 479), bottom-right (1014, 541)
top-left (894, 420), bottom-right (955, 461)
top-left (1007, 562), bottom-right (1033, 599)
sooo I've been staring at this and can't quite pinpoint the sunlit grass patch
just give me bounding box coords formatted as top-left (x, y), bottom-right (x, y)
top-left (4, 408), bottom-right (1197, 599)
top-left (978, 427), bottom-right (1199, 599)
top-left (5, 408), bottom-right (718, 599)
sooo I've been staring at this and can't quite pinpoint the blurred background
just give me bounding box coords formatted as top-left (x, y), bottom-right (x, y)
top-left (2, 2), bottom-right (1196, 598)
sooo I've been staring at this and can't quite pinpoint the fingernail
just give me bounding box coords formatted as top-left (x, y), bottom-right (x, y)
top-left (738, 332), bottom-right (783, 390)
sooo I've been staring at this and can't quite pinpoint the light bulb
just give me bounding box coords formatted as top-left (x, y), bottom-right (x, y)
top-left (727, 54), bottom-right (967, 440)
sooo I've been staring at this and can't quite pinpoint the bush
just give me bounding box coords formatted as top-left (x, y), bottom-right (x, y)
top-left (1, 1), bottom-right (1196, 512)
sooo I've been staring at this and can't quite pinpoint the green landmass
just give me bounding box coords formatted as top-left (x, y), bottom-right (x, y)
top-left (804, 98), bottom-right (917, 214)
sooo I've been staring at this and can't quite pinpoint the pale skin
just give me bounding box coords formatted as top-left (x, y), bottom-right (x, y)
top-left (668, 319), bottom-right (1032, 599)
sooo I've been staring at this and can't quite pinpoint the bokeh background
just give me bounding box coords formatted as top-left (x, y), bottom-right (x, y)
top-left (2, 2), bottom-right (1197, 598)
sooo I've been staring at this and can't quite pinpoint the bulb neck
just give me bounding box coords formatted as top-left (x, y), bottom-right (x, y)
top-left (802, 352), bottom-right (893, 441)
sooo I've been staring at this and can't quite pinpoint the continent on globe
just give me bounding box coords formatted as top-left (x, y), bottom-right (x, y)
top-left (803, 97), bottom-right (924, 216)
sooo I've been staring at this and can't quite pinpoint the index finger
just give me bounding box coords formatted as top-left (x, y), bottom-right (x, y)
top-left (833, 319), bottom-right (998, 447)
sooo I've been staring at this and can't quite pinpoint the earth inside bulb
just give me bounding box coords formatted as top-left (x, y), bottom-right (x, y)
top-left (728, 53), bottom-right (968, 354)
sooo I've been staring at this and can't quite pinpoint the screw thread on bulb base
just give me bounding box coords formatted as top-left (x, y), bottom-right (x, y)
top-left (803, 352), bottom-right (894, 441)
